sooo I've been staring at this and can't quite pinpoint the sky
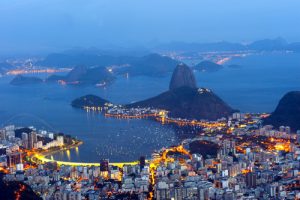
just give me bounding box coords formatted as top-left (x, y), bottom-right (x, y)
top-left (0, 0), bottom-right (300, 54)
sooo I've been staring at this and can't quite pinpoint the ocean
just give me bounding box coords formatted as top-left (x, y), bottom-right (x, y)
top-left (0, 51), bottom-right (299, 162)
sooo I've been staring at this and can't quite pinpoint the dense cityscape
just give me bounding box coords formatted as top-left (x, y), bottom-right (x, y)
top-left (1, 47), bottom-right (300, 199)
top-left (2, 1), bottom-right (300, 200)
top-left (1, 109), bottom-right (300, 199)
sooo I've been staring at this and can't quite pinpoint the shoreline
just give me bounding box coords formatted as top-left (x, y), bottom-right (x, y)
top-left (29, 139), bottom-right (140, 167)
top-left (29, 139), bottom-right (83, 164)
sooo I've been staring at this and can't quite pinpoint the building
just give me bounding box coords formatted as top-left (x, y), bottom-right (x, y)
top-left (139, 156), bottom-right (146, 170)
top-left (297, 131), bottom-right (300, 144)
top-left (22, 132), bottom-right (28, 149)
top-left (100, 159), bottom-right (109, 178)
top-left (100, 159), bottom-right (109, 172)
top-left (156, 182), bottom-right (170, 200)
top-left (28, 131), bottom-right (37, 149)
top-left (56, 136), bottom-right (64, 146)
top-left (245, 172), bottom-right (257, 188)
top-left (7, 152), bottom-right (22, 167)
top-left (0, 129), bottom-right (6, 140)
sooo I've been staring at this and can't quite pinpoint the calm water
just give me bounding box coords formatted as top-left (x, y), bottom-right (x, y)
top-left (199, 52), bottom-right (300, 112)
top-left (0, 75), bottom-right (176, 162)
top-left (0, 52), bottom-right (299, 162)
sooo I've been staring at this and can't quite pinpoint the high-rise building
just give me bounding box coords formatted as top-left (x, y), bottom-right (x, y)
top-left (286, 126), bottom-right (291, 134)
top-left (174, 187), bottom-right (183, 200)
top-left (245, 172), bottom-right (257, 188)
top-left (83, 166), bottom-right (88, 179)
top-left (22, 132), bottom-right (28, 149)
top-left (232, 112), bottom-right (241, 120)
top-left (297, 132), bottom-right (300, 144)
top-left (28, 131), bottom-right (37, 149)
top-left (7, 152), bottom-right (22, 167)
top-left (100, 159), bottom-right (109, 179)
top-left (56, 136), bottom-right (64, 146)
top-left (0, 130), bottom-right (6, 140)
top-left (221, 140), bottom-right (236, 156)
top-left (267, 184), bottom-right (277, 197)
top-left (139, 156), bottom-right (146, 170)
top-left (100, 159), bottom-right (109, 172)
top-left (279, 126), bottom-right (285, 132)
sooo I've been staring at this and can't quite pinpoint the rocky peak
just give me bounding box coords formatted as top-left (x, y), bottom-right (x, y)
top-left (169, 63), bottom-right (197, 90)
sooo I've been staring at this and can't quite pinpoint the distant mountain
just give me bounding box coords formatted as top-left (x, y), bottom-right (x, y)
top-left (64, 65), bottom-right (88, 82)
top-left (46, 65), bottom-right (115, 85)
top-left (194, 61), bottom-right (223, 72)
top-left (169, 63), bottom-right (197, 90)
top-left (155, 41), bottom-right (246, 52)
top-left (38, 53), bottom-right (177, 77)
top-left (127, 63), bottom-right (236, 120)
top-left (71, 95), bottom-right (110, 108)
top-left (0, 62), bottom-right (14, 75)
top-left (128, 86), bottom-right (235, 121)
top-left (37, 53), bottom-right (128, 68)
top-left (124, 54), bottom-right (178, 76)
top-left (10, 75), bottom-right (43, 85)
top-left (264, 91), bottom-right (300, 132)
top-left (155, 38), bottom-right (300, 52)
top-left (247, 37), bottom-right (288, 51)
top-left (61, 47), bottom-right (151, 57)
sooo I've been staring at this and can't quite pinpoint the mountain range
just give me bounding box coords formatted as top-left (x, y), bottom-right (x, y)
top-left (38, 53), bottom-right (178, 77)
top-left (155, 37), bottom-right (300, 52)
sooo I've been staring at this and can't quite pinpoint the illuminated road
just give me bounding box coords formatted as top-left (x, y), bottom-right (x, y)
top-left (32, 154), bottom-right (140, 168)
top-left (104, 110), bottom-right (227, 129)
top-left (105, 113), bottom-right (158, 119)
top-left (32, 145), bottom-right (191, 172)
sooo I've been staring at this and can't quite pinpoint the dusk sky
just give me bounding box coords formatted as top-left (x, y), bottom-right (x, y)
top-left (1, 0), bottom-right (300, 54)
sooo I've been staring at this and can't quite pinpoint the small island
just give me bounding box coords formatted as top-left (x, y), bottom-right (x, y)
top-left (10, 75), bottom-right (43, 85)
top-left (71, 94), bottom-right (110, 108)
top-left (38, 53), bottom-right (178, 77)
top-left (194, 60), bottom-right (223, 72)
